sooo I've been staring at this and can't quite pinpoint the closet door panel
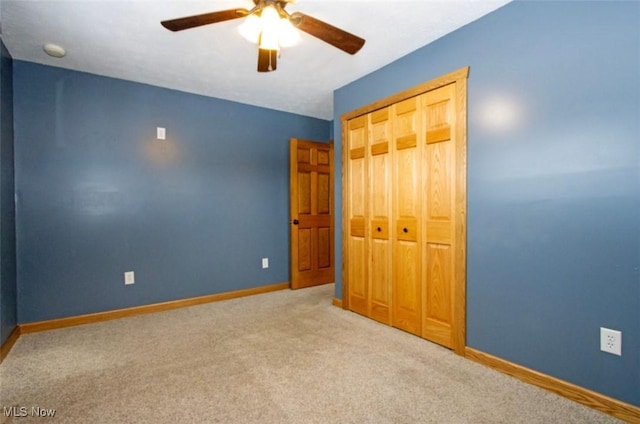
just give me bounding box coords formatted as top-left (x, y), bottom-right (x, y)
top-left (422, 84), bottom-right (456, 348)
top-left (424, 243), bottom-right (453, 345)
top-left (368, 108), bottom-right (392, 324)
top-left (392, 97), bottom-right (421, 336)
top-left (347, 116), bottom-right (368, 316)
top-left (394, 240), bottom-right (420, 332)
top-left (370, 238), bottom-right (391, 322)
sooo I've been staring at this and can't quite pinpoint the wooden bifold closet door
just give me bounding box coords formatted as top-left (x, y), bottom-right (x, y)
top-left (343, 68), bottom-right (468, 354)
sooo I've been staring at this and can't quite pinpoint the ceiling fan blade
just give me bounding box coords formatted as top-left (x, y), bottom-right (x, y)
top-left (257, 49), bottom-right (278, 72)
top-left (291, 12), bottom-right (365, 55)
top-left (161, 9), bottom-right (249, 32)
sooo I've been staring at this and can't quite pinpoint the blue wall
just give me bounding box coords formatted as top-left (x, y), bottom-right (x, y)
top-left (14, 62), bottom-right (330, 323)
top-left (0, 40), bottom-right (17, 346)
top-left (334, 0), bottom-right (639, 406)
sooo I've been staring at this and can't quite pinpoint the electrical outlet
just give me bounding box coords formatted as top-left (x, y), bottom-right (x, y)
top-left (262, 258), bottom-right (269, 269)
top-left (124, 271), bottom-right (135, 285)
top-left (600, 327), bottom-right (622, 356)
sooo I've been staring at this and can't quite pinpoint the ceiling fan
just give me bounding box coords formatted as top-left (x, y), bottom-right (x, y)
top-left (161, 0), bottom-right (365, 72)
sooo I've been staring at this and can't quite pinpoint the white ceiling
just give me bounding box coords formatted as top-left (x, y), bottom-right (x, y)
top-left (0, 0), bottom-right (511, 120)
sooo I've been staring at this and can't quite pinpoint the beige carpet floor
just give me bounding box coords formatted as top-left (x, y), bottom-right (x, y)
top-left (0, 284), bottom-right (621, 423)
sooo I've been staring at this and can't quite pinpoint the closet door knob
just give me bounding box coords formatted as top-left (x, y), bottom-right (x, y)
top-left (292, 219), bottom-right (299, 225)
top-left (403, 227), bottom-right (408, 233)
top-left (377, 227), bottom-right (382, 232)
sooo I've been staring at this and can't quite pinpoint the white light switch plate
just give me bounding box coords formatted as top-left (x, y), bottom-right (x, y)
top-left (124, 271), bottom-right (135, 285)
top-left (262, 258), bottom-right (269, 269)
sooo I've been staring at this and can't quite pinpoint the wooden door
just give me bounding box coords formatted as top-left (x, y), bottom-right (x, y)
top-left (290, 139), bottom-right (334, 289)
top-left (421, 84), bottom-right (457, 348)
top-left (341, 67), bottom-right (468, 355)
top-left (392, 97), bottom-right (422, 336)
top-left (368, 108), bottom-right (393, 324)
top-left (345, 117), bottom-right (368, 315)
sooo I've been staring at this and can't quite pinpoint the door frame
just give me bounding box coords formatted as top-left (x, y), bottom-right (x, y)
top-left (340, 67), bottom-right (469, 355)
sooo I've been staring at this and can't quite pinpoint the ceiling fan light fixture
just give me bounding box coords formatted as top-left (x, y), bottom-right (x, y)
top-left (259, 28), bottom-right (280, 51)
top-left (258, 5), bottom-right (281, 50)
top-left (161, 1), bottom-right (365, 73)
top-left (260, 5), bottom-right (280, 30)
top-left (239, 4), bottom-right (300, 51)
top-left (278, 17), bottom-right (300, 48)
top-left (238, 13), bottom-right (261, 43)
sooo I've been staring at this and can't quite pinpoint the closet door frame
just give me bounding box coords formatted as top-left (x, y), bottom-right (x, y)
top-left (341, 66), bottom-right (469, 355)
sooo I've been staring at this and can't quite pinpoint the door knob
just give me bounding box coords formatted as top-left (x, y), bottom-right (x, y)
top-left (292, 219), bottom-right (299, 225)
top-left (403, 227), bottom-right (408, 233)
top-left (377, 227), bottom-right (382, 232)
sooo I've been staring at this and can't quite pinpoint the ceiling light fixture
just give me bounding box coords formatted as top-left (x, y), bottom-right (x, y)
top-left (43, 43), bottom-right (66, 58)
top-left (238, 1), bottom-right (300, 51)
top-left (161, 0), bottom-right (364, 73)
